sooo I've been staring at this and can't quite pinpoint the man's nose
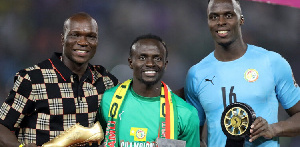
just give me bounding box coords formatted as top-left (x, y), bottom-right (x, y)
top-left (218, 16), bottom-right (226, 26)
top-left (77, 36), bottom-right (88, 46)
top-left (145, 58), bottom-right (155, 67)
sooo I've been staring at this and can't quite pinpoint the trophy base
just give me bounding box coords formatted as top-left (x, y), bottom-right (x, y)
top-left (225, 138), bottom-right (245, 147)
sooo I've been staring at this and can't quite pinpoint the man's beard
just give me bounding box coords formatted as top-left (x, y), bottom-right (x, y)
top-left (140, 73), bottom-right (164, 86)
top-left (217, 40), bottom-right (233, 48)
top-left (141, 78), bottom-right (160, 86)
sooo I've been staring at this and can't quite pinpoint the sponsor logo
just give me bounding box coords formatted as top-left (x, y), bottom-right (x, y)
top-left (244, 69), bottom-right (259, 82)
top-left (205, 76), bottom-right (215, 85)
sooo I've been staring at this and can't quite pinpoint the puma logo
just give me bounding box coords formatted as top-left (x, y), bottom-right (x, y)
top-left (119, 111), bottom-right (125, 120)
top-left (205, 76), bottom-right (215, 85)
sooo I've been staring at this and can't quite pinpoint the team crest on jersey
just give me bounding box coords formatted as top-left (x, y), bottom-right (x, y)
top-left (130, 127), bottom-right (148, 141)
top-left (244, 69), bottom-right (259, 82)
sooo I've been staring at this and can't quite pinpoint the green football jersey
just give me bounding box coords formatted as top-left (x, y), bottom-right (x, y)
top-left (98, 84), bottom-right (200, 147)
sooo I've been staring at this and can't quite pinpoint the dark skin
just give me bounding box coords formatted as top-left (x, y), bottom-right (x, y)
top-left (249, 102), bottom-right (300, 142)
top-left (207, 0), bottom-right (300, 144)
top-left (173, 87), bottom-right (184, 100)
top-left (0, 124), bottom-right (27, 147)
top-left (178, 0), bottom-right (300, 146)
top-left (199, 126), bottom-right (207, 147)
top-left (128, 38), bottom-right (200, 146)
top-left (207, 0), bottom-right (246, 61)
top-left (61, 13), bottom-right (98, 80)
top-left (128, 38), bottom-right (168, 97)
top-left (0, 13), bottom-right (98, 147)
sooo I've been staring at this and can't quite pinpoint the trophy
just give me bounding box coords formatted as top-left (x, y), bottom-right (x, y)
top-left (221, 102), bottom-right (256, 147)
top-left (42, 121), bottom-right (104, 147)
top-left (156, 138), bottom-right (186, 147)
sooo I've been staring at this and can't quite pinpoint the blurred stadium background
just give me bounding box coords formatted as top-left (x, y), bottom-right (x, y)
top-left (0, 0), bottom-right (299, 146)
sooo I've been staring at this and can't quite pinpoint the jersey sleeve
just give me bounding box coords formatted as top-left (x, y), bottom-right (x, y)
top-left (269, 52), bottom-right (300, 109)
top-left (184, 66), bottom-right (206, 126)
top-left (0, 70), bottom-right (35, 131)
top-left (173, 93), bottom-right (200, 146)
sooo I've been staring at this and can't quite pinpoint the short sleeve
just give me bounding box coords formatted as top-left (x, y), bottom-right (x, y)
top-left (0, 70), bottom-right (35, 131)
top-left (174, 93), bottom-right (200, 146)
top-left (184, 66), bottom-right (206, 126)
top-left (269, 52), bottom-right (300, 109)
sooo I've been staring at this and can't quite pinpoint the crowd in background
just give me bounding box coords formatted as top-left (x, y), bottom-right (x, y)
top-left (0, 0), bottom-right (299, 146)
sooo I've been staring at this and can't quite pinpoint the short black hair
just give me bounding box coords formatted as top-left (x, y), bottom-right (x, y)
top-left (129, 34), bottom-right (168, 58)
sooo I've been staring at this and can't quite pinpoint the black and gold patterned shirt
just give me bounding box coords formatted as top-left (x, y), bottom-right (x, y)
top-left (0, 52), bottom-right (118, 145)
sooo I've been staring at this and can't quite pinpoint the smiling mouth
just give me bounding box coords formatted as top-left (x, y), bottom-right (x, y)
top-left (216, 30), bottom-right (229, 37)
top-left (73, 49), bottom-right (88, 53)
top-left (144, 71), bottom-right (157, 76)
top-left (217, 31), bottom-right (228, 34)
top-left (145, 71), bottom-right (156, 74)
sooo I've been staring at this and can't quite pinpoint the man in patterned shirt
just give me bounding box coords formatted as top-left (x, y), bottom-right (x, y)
top-left (0, 12), bottom-right (118, 146)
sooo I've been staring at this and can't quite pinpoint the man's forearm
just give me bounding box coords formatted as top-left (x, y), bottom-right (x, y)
top-left (200, 139), bottom-right (207, 147)
top-left (272, 112), bottom-right (300, 137)
top-left (0, 124), bottom-right (20, 146)
top-left (200, 125), bottom-right (207, 147)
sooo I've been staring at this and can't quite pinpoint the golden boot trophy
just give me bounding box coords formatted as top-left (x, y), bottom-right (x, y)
top-left (42, 121), bottom-right (104, 147)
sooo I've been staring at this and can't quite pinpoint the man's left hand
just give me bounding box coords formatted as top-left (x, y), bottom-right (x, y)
top-left (249, 117), bottom-right (276, 142)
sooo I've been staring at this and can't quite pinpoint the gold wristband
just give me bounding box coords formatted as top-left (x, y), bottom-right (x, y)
top-left (19, 143), bottom-right (25, 147)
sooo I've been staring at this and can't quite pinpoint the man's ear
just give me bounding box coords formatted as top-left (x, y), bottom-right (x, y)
top-left (61, 34), bottom-right (65, 46)
top-left (240, 15), bottom-right (245, 25)
top-left (164, 60), bottom-right (168, 70)
top-left (128, 57), bottom-right (133, 69)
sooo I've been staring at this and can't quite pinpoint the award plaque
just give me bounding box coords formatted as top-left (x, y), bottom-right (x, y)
top-left (156, 138), bottom-right (186, 147)
top-left (221, 102), bottom-right (256, 147)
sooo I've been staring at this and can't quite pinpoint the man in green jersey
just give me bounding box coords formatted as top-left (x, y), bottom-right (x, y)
top-left (97, 34), bottom-right (200, 147)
